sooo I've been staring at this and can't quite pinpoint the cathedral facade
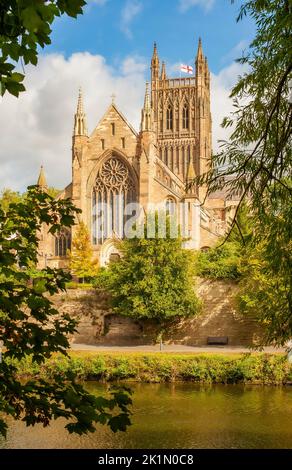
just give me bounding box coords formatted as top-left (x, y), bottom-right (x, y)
top-left (38, 40), bottom-right (238, 269)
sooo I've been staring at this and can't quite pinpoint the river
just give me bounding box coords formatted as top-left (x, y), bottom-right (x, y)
top-left (1, 383), bottom-right (292, 448)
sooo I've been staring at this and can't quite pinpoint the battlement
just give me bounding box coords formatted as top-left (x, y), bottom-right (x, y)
top-left (157, 77), bottom-right (196, 89)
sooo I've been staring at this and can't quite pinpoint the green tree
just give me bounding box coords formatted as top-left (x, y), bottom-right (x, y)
top-left (68, 221), bottom-right (99, 282)
top-left (97, 215), bottom-right (201, 324)
top-left (237, 185), bottom-right (292, 346)
top-left (0, 188), bottom-right (23, 211)
top-left (195, 0), bottom-right (292, 342)
top-left (47, 187), bottom-right (61, 198)
top-left (195, 242), bottom-right (242, 280)
top-left (0, 186), bottom-right (131, 437)
top-left (0, 0), bottom-right (86, 97)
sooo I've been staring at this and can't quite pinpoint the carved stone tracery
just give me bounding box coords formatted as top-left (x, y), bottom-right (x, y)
top-left (94, 157), bottom-right (135, 193)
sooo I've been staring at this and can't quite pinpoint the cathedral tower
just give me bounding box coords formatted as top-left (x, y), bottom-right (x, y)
top-left (149, 39), bottom-right (212, 201)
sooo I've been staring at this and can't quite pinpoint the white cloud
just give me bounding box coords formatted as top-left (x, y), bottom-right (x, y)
top-left (211, 61), bottom-right (247, 152)
top-left (120, 0), bottom-right (143, 38)
top-left (88, 0), bottom-right (108, 5)
top-left (179, 0), bottom-right (215, 13)
top-left (221, 39), bottom-right (249, 64)
top-left (0, 52), bottom-right (146, 192)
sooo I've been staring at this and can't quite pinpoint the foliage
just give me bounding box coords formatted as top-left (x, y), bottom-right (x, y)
top-left (95, 215), bottom-right (201, 323)
top-left (68, 221), bottom-right (99, 282)
top-left (195, 242), bottom-right (242, 280)
top-left (194, 0), bottom-right (292, 341)
top-left (195, 203), bottom-right (253, 280)
top-left (0, 188), bottom-right (23, 211)
top-left (0, 186), bottom-right (131, 437)
top-left (237, 188), bottom-right (292, 346)
top-left (198, 0), bottom-right (292, 222)
top-left (12, 352), bottom-right (292, 385)
top-left (0, 0), bottom-right (86, 97)
top-left (47, 187), bottom-right (61, 198)
top-left (0, 187), bottom-right (60, 211)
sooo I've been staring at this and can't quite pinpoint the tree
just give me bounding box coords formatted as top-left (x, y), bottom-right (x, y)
top-left (198, 0), bottom-right (291, 224)
top-left (195, 241), bottom-right (242, 280)
top-left (0, 188), bottom-right (23, 211)
top-left (47, 187), bottom-right (61, 199)
top-left (0, 187), bottom-right (60, 212)
top-left (96, 215), bottom-right (201, 324)
top-left (68, 221), bottom-right (99, 282)
top-left (0, 186), bottom-right (131, 437)
top-left (194, 0), bottom-right (292, 342)
top-left (237, 185), bottom-right (292, 346)
top-left (0, 0), bottom-right (86, 97)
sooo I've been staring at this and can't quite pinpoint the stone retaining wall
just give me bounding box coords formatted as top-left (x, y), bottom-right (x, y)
top-left (51, 279), bottom-right (263, 347)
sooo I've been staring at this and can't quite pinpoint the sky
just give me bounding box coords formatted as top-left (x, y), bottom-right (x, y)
top-left (0, 0), bottom-right (255, 192)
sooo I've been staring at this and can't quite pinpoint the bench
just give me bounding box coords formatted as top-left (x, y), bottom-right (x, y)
top-left (207, 336), bottom-right (229, 345)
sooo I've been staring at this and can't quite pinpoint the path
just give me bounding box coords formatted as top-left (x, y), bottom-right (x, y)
top-left (70, 343), bottom-right (286, 353)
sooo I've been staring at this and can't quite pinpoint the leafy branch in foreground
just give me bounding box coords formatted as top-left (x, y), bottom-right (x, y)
top-left (191, 0), bottom-right (292, 344)
top-left (0, 0), bottom-right (86, 96)
top-left (0, 186), bottom-right (132, 437)
top-left (196, 0), bottom-right (291, 228)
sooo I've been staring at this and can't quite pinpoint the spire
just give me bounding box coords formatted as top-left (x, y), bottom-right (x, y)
top-left (186, 159), bottom-right (197, 181)
top-left (73, 86), bottom-right (88, 136)
top-left (196, 37), bottom-right (204, 62)
top-left (160, 61), bottom-right (166, 80)
top-left (77, 86), bottom-right (84, 114)
top-left (141, 81), bottom-right (154, 132)
top-left (152, 42), bottom-right (158, 62)
top-left (37, 165), bottom-right (48, 190)
top-left (186, 159), bottom-right (197, 195)
top-left (151, 41), bottom-right (159, 81)
top-left (144, 81), bottom-right (151, 110)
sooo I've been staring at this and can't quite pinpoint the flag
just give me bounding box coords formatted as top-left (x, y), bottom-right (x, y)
top-left (180, 64), bottom-right (193, 75)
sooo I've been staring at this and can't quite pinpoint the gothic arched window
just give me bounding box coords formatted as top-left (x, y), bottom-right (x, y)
top-left (92, 156), bottom-right (136, 245)
top-left (182, 104), bottom-right (189, 129)
top-left (165, 197), bottom-right (176, 216)
top-left (166, 106), bottom-right (173, 130)
top-left (54, 230), bottom-right (71, 257)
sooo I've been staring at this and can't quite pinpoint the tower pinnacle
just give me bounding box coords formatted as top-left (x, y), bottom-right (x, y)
top-left (141, 82), bottom-right (153, 132)
top-left (151, 41), bottom-right (159, 81)
top-left (73, 86), bottom-right (88, 136)
top-left (160, 61), bottom-right (166, 80)
top-left (186, 159), bottom-right (197, 196)
top-left (37, 165), bottom-right (48, 190)
top-left (196, 37), bottom-right (204, 62)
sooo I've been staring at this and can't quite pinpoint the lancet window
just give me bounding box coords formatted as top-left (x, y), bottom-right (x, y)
top-left (182, 104), bottom-right (189, 129)
top-left (166, 106), bottom-right (173, 130)
top-left (54, 229), bottom-right (71, 257)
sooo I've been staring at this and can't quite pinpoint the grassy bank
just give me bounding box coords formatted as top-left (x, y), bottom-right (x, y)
top-left (10, 352), bottom-right (292, 385)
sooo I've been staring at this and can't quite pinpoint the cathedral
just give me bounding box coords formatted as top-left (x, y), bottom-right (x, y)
top-left (38, 40), bottom-right (239, 269)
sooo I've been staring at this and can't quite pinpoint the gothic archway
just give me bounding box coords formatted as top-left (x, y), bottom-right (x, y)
top-left (92, 156), bottom-right (137, 245)
top-left (54, 229), bottom-right (71, 257)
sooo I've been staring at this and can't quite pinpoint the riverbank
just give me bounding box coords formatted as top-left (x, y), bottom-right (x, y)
top-left (13, 352), bottom-right (292, 385)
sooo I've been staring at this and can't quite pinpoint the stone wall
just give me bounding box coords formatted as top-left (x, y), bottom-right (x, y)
top-left (51, 279), bottom-right (263, 347)
top-left (162, 278), bottom-right (263, 346)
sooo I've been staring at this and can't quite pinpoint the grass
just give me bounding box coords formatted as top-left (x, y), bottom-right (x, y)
top-left (10, 352), bottom-right (292, 385)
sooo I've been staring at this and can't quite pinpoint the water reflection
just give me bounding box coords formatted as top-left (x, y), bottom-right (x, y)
top-left (1, 383), bottom-right (292, 449)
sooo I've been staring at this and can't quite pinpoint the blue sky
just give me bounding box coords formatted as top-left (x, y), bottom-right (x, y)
top-left (48, 0), bottom-right (255, 76)
top-left (0, 0), bottom-right (256, 192)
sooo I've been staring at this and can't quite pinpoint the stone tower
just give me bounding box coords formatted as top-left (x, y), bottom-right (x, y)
top-left (150, 38), bottom-right (211, 201)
